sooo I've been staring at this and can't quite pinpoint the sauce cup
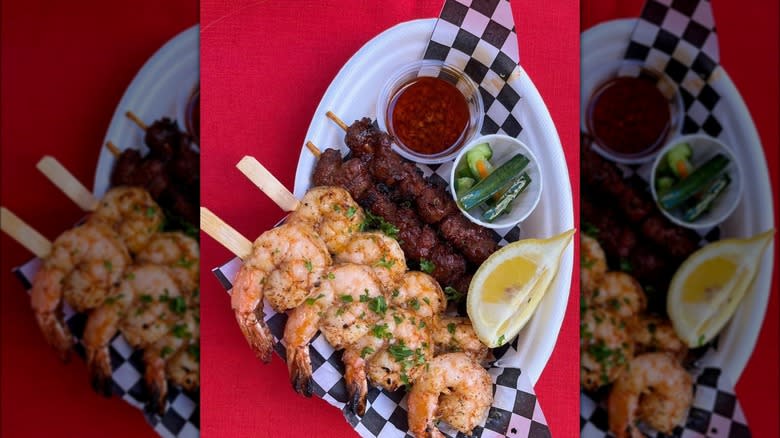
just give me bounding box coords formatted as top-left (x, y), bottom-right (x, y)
top-left (376, 60), bottom-right (483, 164)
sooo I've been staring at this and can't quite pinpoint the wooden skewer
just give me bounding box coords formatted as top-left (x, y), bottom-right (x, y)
top-left (200, 207), bottom-right (253, 259)
top-left (0, 207), bottom-right (52, 258)
top-left (305, 141), bottom-right (321, 158)
top-left (125, 110), bottom-right (148, 131)
top-left (36, 156), bottom-right (99, 212)
top-left (105, 141), bottom-right (121, 158)
top-left (236, 156), bottom-right (300, 212)
top-left (325, 111), bottom-right (348, 132)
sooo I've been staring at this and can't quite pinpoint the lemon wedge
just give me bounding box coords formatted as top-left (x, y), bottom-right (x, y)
top-left (467, 229), bottom-right (574, 347)
top-left (668, 229), bottom-right (774, 348)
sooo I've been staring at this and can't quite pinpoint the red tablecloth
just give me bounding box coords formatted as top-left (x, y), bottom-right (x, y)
top-left (0, 1), bottom-right (196, 436)
top-left (583, 2), bottom-right (779, 438)
top-left (199, 0), bottom-right (579, 437)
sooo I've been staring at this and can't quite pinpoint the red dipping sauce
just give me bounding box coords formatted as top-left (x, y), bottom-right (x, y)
top-left (388, 76), bottom-right (470, 155)
top-left (587, 76), bottom-right (671, 158)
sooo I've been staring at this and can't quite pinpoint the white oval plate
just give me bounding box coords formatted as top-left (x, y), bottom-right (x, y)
top-left (294, 19), bottom-right (575, 385)
top-left (93, 25), bottom-right (199, 195)
top-left (583, 19), bottom-right (775, 383)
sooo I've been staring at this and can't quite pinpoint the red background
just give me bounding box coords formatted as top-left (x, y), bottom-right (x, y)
top-left (583, 1), bottom-right (779, 437)
top-left (0, 1), bottom-right (196, 436)
top-left (199, 1), bottom-right (580, 437)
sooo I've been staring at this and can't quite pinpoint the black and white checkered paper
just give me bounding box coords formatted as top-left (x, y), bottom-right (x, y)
top-left (581, 1), bottom-right (752, 436)
top-left (212, 257), bottom-right (549, 438)
top-left (13, 258), bottom-right (200, 438)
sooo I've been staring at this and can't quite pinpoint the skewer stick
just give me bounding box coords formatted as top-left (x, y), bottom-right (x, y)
top-left (200, 207), bottom-right (253, 259)
top-left (125, 111), bottom-right (148, 131)
top-left (0, 207), bottom-right (52, 257)
top-left (105, 141), bottom-right (122, 158)
top-left (325, 111), bottom-right (348, 132)
top-left (305, 141), bottom-right (321, 158)
top-left (236, 156), bottom-right (300, 212)
top-left (36, 156), bottom-right (99, 211)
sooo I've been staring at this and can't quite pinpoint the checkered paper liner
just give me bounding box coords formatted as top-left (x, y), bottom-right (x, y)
top-left (13, 258), bottom-right (200, 438)
top-left (581, 1), bottom-right (752, 436)
top-left (212, 257), bottom-right (550, 438)
top-left (424, 0), bottom-right (524, 138)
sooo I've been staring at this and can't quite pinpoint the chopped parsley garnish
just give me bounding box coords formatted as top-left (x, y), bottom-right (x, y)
top-left (375, 256), bottom-right (395, 269)
top-left (346, 206), bottom-right (357, 218)
top-left (393, 314), bottom-right (403, 324)
top-left (187, 344), bottom-right (200, 362)
top-left (422, 297), bottom-right (430, 305)
top-left (103, 260), bottom-right (113, 272)
top-left (419, 259), bottom-right (435, 274)
top-left (139, 294), bottom-right (154, 304)
top-left (360, 347), bottom-right (375, 359)
top-left (168, 296), bottom-right (187, 314)
top-left (305, 293), bottom-right (325, 305)
top-left (125, 272), bottom-right (135, 281)
top-left (408, 298), bottom-right (420, 310)
top-left (177, 257), bottom-right (195, 268)
top-left (146, 206), bottom-right (157, 218)
top-left (161, 346), bottom-right (174, 358)
top-left (171, 324), bottom-right (191, 339)
top-left (340, 295), bottom-right (354, 303)
top-left (304, 259), bottom-right (313, 272)
top-left (391, 289), bottom-right (400, 298)
top-left (360, 211), bottom-right (399, 239)
top-left (368, 295), bottom-right (387, 315)
top-left (371, 323), bottom-right (392, 340)
top-left (444, 286), bottom-right (463, 302)
top-left (447, 323), bottom-right (456, 335)
top-left (388, 342), bottom-right (413, 362)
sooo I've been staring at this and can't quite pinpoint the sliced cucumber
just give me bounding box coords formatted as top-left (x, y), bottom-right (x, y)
top-left (666, 142), bottom-right (693, 179)
top-left (458, 154), bottom-right (530, 211)
top-left (682, 173), bottom-right (731, 222)
top-left (455, 177), bottom-right (476, 195)
top-left (482, 173), bottom-right (531, 222)
top-left (659, 154), bottom-right (730, 210)
top-left (467, 143), bottom-right (493, 179)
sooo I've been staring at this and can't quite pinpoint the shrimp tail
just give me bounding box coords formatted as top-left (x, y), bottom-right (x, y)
top-left (143, 349), bottom-right (168, 415)
top-left (34, 312), bottom-right (73, 361)
top-left (286, 345), bottom-right (313, 397)
top-left (343, 350), bottom-right (368, 415)
top-left (86, 346), bottom-right (113, 397)
top-left (235, 310), bottom-right (275, 363)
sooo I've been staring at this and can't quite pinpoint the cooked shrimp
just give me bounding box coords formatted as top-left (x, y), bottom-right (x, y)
top-left (590, 271), bottom-right (646, 320)
top-left (231, 223), bottom-right (331, 363)
top-left (343, 308), bottom-right (433, 415)
top-left (31, 223), bottom-right (130, 359)
top-left (143, 294), bottom-right (199, 414)
top-left (608, 353), bottom-right (692, 437)
top-left (283, 263), bottom-right (383, 396)
top-left (335, 231), bottom-right (406, 292)
top-left (407, 352), bottom-right (493, 438)
top-left (388, 272), bottom-right (445, 318)
top-left (581, 234), bottom-right (607, 297)
top-left (88, 187), bottom-right (164, 253)
top-left (83, 264), bottom-right (183, 395)
top-left (631, 315), bottom-right (687, 361)
top-left (431, 316), bottom-right (490, 364)
top-left (287, 186), bottom-right (365, 254)
top-left (580, 305), bottom-right (634, 390)
top-left (136, 231), bottom-right (199, 293)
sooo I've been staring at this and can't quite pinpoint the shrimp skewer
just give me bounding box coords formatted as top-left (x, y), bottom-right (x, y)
top-left (608, 353), bottom-right (692, 437)
top-left (283, 263), bottom-right (384, 396)
top-left (36, 156), bottom-right (164, 254)
top-left (407, 352), bottom-right (493, 438)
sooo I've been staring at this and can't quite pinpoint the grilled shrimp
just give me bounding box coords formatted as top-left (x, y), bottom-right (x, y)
top-left (143, 293), bottom-right (199, 414)
top-left (389, 272), bottom-right (445, 318)
top-left (231, 223), bottom-right (331, 363)
top-left (83, 264), bottom-right (183, 395)
top-left (581, 234), bottom-right (607, 296)
top-left (335, 231), bottom-right (406, 292)
top-left (631, 315), bottom-right (687, 361)
top-left (287, 186), bottom-right (365, 254)
top-left (431, 316), bottom-right (490, 363)
top-left (407, 352), bottom-right (493, 438)
top-left (31, 223), bottom-right (130, 359)
top-left (580, 305), bottom-right (634, 390)
top-left (590, 271), bottom-right (646, 320)
top-left (136, 231), bottom-right (199, 293)
top-left (608, 353), bottom-right (692, 437)
top-left (88, 187), bottom-right (164, 254)
top-left (343, 308), bottom-right (434, 415)
top-left (283, 263), bottom-right (383, 396)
